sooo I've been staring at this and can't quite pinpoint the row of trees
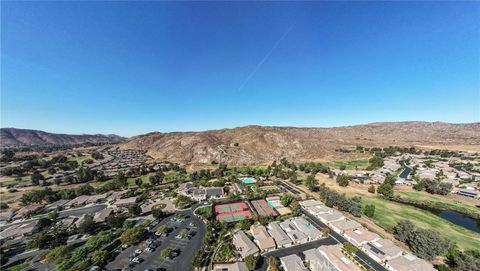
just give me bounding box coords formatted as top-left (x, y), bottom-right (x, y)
top-left (318, 183), bottom-right (362, 217)
top-left (394, 220), bottom-right (450, 260)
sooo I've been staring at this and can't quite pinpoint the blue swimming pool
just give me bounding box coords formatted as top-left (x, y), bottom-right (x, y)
top-left (241, 177), bottom-right (256, 184)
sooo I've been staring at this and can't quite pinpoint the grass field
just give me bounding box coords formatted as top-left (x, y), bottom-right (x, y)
top-left (127, 175), bottom-right (151, 187)
top-left (362, 196), bottom-right (480, 250)
top-left (328, 159), bottom-right (370, 170)
top-left (68, 155), bottom-right (91, 163)
top-left (0, 176), bottom-right (31, 187)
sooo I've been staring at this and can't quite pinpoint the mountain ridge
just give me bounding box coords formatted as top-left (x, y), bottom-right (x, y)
top-left (120, 121), bottom-right (480, 165)
top-left (0, 128), bottom-right (125, 147)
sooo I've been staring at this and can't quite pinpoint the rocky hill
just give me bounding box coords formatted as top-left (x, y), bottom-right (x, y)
top-left (120, 122), bottom-right (480, 165)
top-left (0, 128), bottom-right (125, 147)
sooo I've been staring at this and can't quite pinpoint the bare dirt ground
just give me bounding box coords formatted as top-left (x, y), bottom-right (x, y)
top-left (417, 144), bottom-right (480, 152)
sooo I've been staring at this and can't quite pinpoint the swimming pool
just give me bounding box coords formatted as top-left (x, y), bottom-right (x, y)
top-left (241, 177), bottom-right (256, 184)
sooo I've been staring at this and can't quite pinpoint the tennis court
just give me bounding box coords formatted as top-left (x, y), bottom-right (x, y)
top-left (251, 199), bottom-right (278, 217)
top-left (214, 202), bottom-right (249, 214)
top-left (214, 202), bottom-right (252, 222)
top-left (216, 211), bottom-right (253, 222)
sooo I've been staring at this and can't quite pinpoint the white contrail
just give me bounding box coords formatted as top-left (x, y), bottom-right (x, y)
top-left (237, 22), bottom-right (296, 92)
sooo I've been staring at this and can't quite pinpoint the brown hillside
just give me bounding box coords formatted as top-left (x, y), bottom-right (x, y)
top-left (120, 122), bottom-right (480, 165)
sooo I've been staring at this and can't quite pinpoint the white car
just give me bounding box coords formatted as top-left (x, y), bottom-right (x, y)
top-left (132, 257), bottom-right (143, 264)
top-left (134, 249), bottom-right (143, 255)
top-left (145, 247), bottom-right (154, 252)
top-left (174, 235), bottom-right (182, 239)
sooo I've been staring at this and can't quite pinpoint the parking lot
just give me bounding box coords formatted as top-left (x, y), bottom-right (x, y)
top-left (106, 207), bottom-right (205, 271)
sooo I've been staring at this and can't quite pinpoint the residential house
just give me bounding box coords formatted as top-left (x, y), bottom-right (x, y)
top-left (177, 182), bottom-right (194, 195)
top-left (292, 217), bottom-right (322, 241)
top-left (114, 197), bottom-right (138, 208)
top-left (250, 224), bottom-right (276, 252)
top-left (329, 219), bottom-right (361, 234)
top-left (46, 199), bottom-right (69, 211)
top-left (316, 210), bottom-right (344, 225)
top-left (279, 254), bottom-right (309, 271)
top-left (267, 222), bottom-right (292, 248)
top-left (318, 245), bottom-right (362, 271)
top-left (361, 238), bottom-right (403, 263)
top-left (65, 195), bottom-right (90, 208)
top-left (280, 218), bottom-right (309, 244)
top-left (385, 253), bottom-right (436, 271)
top-left (343, 228), bottom-right (380, 247)
top-left (12, 204), bottom-right (44, 220)
top-left (0, 220), bottom-right (38, 240)
top-left (232, 231), bottom-right (259, 259)
top-left (93, 207), bottom-right (114, 223)
top-left (213, 262), bottom-right (248, 271)
top-left (303, 248), bottom-right (336, 271)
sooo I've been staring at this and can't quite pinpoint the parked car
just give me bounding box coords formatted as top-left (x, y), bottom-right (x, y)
top-left (146, 247), bottom-right (154, 252)
top-left (134, 249), bottom-right (143, 255)
top-left (132, 257), bottom-right (144, 264)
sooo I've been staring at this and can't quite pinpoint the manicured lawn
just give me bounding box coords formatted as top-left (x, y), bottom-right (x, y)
top-left (68, 155), bottom-right (91, 163)
top-left (328, 159), bottom-right (370, 170)
top-left (0, 176), bottom-right (31, 186)
top-left (127, 175), bottom-right (151, 187)
top-left (362, 196), bottom-right (480, 250)
top-left (397, 191), bottom-right (480, 217)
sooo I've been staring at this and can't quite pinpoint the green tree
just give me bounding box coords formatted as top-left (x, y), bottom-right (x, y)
top-left (45, 245), bottom-right (70, 264)
top-left (245, 255), bottom-right (258, 271)
top-left (78, 216), bottom-right (96, 234)
top-left (92, 250), bottom-right (108, 264)
top-left (336, 174), bottom-right (350, 187)
top-left (377, 183), bottom-right (394, 198)
top-left (364, 204), bottom-right (375, 218)
top-left (149, 171), bottom-right (164, 185)
top-left (407, 228), bottom-right (450, 260)
top-left (76, 165), bottom-right (92, 183)
top-left (343, 242), bottom-right (358, 255)
top-left (160, 248), bottom-right (173, 259)
top-left (179, 229), bottom-right (188, 238)
top-left (280, 194), bottom-right (295, 207)
top-left (267, 256), bottom-right (280, 271)
top-left (120, 227), bottom-right (144, 245)
top-left (157, 225), bottom-right (168, 234)
top-left (303, 174), bottom-right (318, 191)
top-left (31, 170), bottom-right (44, 185)
top-left (394, 220), bottom-right (415, 242)
top-left (367, 155), bottom-right (384, 170)
top-left (134, 178), bottom-right (143, 187)
top-left (129, 204), bottom-right (142, 216)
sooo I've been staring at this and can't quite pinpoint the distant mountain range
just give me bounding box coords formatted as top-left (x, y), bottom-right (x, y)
top-left (120, 122), bottom-right (480, 165)
top-left (2, 122), bottom-right (479, 164)
top-left (0, 128), bottom-right (125, 147)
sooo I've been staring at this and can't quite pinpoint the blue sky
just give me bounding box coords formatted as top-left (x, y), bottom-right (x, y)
top-left (2, 1), bottom-right (479, 136)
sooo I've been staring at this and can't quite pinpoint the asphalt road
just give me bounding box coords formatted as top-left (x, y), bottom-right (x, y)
top-left (106, 206), bottom-right (205, 271)
top-left (399, 160), bottom-right (412, 179)
top-left (0, 204), bottom-right (108, 230)
top-left (255, 237), bottom-right (337, 271)
top-left (301, 209), bottom-right (387, 271)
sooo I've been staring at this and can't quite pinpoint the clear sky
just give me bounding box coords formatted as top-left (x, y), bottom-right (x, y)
top-left (1, 1), bottom-right (479, 136)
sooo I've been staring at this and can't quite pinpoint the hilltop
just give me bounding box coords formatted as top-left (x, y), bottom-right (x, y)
top-left (0, 128), bottom-right (125, 147)
top-left (120, 122), bottom-right (480, 165)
